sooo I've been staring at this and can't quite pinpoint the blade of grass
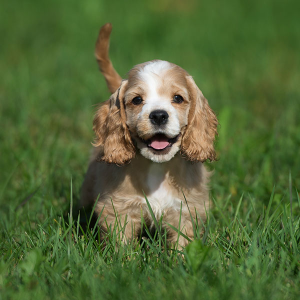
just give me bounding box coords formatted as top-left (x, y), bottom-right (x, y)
top-left (289, 171), bottom-right (293, 217)
top-left (263, 186), bottom-right (275, 231)
top-left (182, 190), bottom-right (197, 238)
top-left (143, 191), bottom-right (161, 237)
top-left (165, 222), bottom-right (192, 243)
top-left (211, 196), bottom-right (229, 224)
top-left (68, 178), bottom-right (73, 259)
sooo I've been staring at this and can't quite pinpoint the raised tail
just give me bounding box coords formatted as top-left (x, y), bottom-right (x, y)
top-left (95, 23), bottom-right (122, 94)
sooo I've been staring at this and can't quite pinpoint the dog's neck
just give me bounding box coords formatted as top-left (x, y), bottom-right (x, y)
top-left (126, 152), bottom-right (204, 193)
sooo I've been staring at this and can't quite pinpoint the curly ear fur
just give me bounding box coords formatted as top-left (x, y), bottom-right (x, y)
top-left (181, 76), bottom-right (218, 162)
top-left (93, 80), bottom-right (135, 165)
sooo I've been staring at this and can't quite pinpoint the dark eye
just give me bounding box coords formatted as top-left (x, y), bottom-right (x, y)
top-left (132, 96), bottom-right (143, 105)
top-left (173, 95), bottom-right (184, 104)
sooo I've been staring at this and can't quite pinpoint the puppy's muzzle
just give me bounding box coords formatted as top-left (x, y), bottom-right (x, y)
top-left (149, 110), bottom-right (169, 126)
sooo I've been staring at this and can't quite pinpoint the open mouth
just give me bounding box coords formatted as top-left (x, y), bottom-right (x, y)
top-left (142, 134), bottom-right (180, 151)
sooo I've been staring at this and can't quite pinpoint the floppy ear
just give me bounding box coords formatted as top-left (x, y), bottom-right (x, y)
top-left (181, 76), bottom-right (218, 162)
top-left (93, 80), bottom-right (135, 165)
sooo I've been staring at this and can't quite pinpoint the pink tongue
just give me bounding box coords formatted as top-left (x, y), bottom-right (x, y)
top-left (150, 136), bottom-right (170, 150)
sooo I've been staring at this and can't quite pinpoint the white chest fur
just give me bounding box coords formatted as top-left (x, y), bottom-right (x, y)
top-left (144, 163), bottom-right (182, 218)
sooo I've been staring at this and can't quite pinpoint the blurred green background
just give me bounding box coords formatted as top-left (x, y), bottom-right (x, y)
top-left (1, 0), bottom-right (300, 298)
top-left (1, 0), bottom-right (299, 211)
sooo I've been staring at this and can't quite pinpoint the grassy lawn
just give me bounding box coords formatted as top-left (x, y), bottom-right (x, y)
top-left (1, 0), bottom-right (300, 299)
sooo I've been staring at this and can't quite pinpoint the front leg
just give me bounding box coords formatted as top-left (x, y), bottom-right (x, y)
top-left (96, 199), bottom-right (142, 244)
top-left (163, 210), bottom-right (196, 249)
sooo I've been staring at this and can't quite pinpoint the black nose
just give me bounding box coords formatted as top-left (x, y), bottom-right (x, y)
top-left (149, 110), bottom-right (169, 126)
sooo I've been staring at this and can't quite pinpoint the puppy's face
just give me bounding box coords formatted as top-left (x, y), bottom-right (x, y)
top-left (124, 61), bottom-right (190, 163)
top-left (93, 60), bottom-right (218, 165)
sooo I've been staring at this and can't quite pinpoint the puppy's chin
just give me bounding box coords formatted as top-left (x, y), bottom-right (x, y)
top-left (140, 144), bottom-right (180, 163)
top-left (134, 136), bottom-right (181, 163)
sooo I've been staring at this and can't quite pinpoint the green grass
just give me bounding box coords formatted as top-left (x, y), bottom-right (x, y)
top-left (1, 0), bottom-right (300, 299)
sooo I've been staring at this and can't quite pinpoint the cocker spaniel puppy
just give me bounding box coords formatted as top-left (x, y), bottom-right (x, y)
top-left (81, 23), bottom-right (218, 247)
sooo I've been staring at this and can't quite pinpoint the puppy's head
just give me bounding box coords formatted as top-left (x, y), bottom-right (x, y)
top-left (93, 60), bottom-right (218, 164)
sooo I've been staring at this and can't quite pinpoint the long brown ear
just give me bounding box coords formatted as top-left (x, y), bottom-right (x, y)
top-left (93, 80), bottom-right (135, 165)
top-left (181, 76), bottom-right (218, 162)
top-left (95, 23), bottom-right (122, 94)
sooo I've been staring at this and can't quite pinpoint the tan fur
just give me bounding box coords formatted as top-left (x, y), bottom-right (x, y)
top-left (93, 80), bottom-right (135, 165)
top-left (95, 23), bottom-right (122, 93)
top-left (181, 76), bottom-right (218, 162)
top-left (81, 24), bottom-right (218, 248)
top-left (81, 153), bottom-right (211, 247)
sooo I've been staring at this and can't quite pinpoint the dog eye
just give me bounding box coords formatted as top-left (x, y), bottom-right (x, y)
top-left (173, 95), bottom-right (184, 104)
top-left (132, 96), bottom-right (143, 105)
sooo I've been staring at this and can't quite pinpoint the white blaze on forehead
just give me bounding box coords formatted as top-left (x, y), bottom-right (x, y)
top-left (138, 61), bottom-right (171, 98)
top-left (138, 61), bottom-right (180, 137)
top-left (140, 60), bottom-right (172, 76)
